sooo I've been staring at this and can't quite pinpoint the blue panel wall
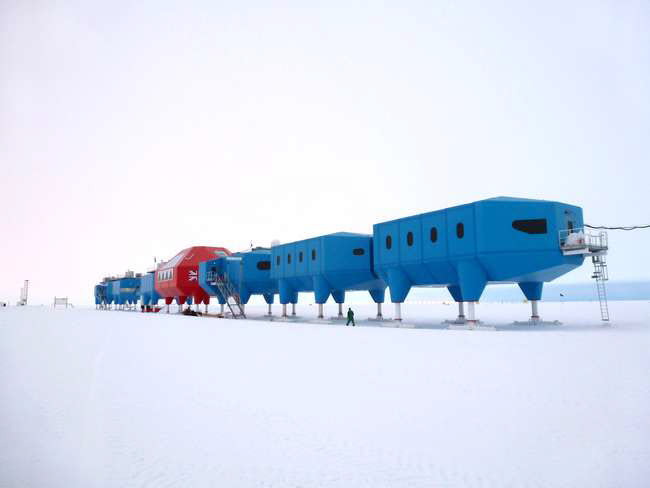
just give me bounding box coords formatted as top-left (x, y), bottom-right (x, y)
top-left (374, 197), bottom-right (586, 303)
top-left (270, 233), bottom-right (386, 305)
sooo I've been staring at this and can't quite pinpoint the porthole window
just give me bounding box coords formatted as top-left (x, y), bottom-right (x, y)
top-left (456, 222), bottom-right (464, 238)
top-left (386, 235), bottom-right (392, 249)
top-left (353, 248), bottom-right (365, 256)
top-left (512, 219), bottom-right (547, 234)
top-left (299, 251), bottom-right (303, 263)
top-left (430, 227), bottom-right (438, 243)
top-left (276, 256), bottom-right (280, 266)
top-left (287, 254), bottom-right (291, 264)
top-left (312, 249), bottom-right (316, 260)
top-left (406, 231), bottom-right (414, 247)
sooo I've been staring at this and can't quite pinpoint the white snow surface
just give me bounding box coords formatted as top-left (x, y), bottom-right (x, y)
top-left (1, 301), bottom-right (649, 488)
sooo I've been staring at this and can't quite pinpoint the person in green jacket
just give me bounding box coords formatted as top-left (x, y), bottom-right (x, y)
top-left (346, 307), bottom-right (355, 326)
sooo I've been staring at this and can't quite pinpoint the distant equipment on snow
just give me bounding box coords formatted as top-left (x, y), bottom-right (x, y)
top-left (53, 297), bottom-right (72, 309)
top-left (17, 280), bottom-right (28, 306)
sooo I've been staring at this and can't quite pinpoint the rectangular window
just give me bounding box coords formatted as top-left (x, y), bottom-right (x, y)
top-left (512, 219), bottom-right (548, 234)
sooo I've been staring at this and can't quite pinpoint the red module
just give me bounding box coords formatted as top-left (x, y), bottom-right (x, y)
top-left (155, 246), bottom-right (231, 306)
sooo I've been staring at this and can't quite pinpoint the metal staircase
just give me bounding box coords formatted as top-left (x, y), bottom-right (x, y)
top-left (208, 272), bottom-right (246, 319)
top-left (559, 227), bottom-right (610, 322)
top-left (591, 254), bottom-right (609, 322)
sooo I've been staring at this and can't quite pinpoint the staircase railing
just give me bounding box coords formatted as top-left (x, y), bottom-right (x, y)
top-left (558, 227), bottom-right (610, 322)
top-left (208, 271), bottom-right (245, 319)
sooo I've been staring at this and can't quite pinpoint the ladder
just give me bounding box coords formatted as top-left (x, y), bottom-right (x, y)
top-left (211, 274), bottom-right (246, 319)
top-left (591, 254), bottom-right (609, 322)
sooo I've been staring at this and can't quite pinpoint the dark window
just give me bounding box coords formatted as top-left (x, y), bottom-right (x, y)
top-left (257, 260), bottom-right (271, 270)
top-left (512, 219), bottom-right (548, 234)
top-left (299, 251), bottom-right (303, 262)
top-left (287, 254), bottom-right (291, 264)
top-left (406, 231), bottom-right (413, 246)
top-left (312, 249), bottom-right (316, 260)
top-left (353, 248), bottom-right (365, 256)
top-left (386, 235), bottom-right (392, 249)
top-left (567, 220), bottom-right (574, 233)
top-left (456, 222), bottom-right (464, 238)
top-left (276, 256), bottom-right (280, 266)
top-left (430, 227), bottom-right (437, 243)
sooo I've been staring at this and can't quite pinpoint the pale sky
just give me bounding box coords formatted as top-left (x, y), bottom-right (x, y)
top-left (1, 1), bottom-right (649, 305)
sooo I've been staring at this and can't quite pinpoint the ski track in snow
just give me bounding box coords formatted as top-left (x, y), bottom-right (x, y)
top-left (1, 301), bottom-right (649, 487)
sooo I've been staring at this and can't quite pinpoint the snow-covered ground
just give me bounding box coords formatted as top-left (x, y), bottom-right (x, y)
top-left (1, 301), bottom-right (649, 487)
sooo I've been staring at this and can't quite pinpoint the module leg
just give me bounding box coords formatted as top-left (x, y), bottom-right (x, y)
top-left (531, 300), bottom-right (540, 323)
top-left (466, 302), bottom-right (478, 327)
top-left (205, 304), bottom-right (208, 314)
top-left (220, 304), bottom-right (225, 315)
top-left (338, 303), bottom-right (343, 318)
top-left (458, 301), bottom-right (465, 321)
top-left (376, 302), bottom-right (383, 319)
top-left (282, 304), bottom-right (288, 318)
top-left (291, 303), bottom-right (296, 316)
top-left (318, 303), bottom-right (324, 319)
top-left (267, 304), bottom-right (272, 316)
top-left (394, 303), bottom-right (402, 321)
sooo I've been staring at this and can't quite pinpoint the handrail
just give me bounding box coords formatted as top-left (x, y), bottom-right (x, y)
top-left (558, 227), bottom-right (608, 253)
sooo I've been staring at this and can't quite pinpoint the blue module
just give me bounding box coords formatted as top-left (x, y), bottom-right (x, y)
top-left (270, 233), bottom-right (386, 315)
top-left (198, 249), bottom-right (277, 306)
top-left (104, 279), bottom-right (116, 306)
top-left (138, 272), bottom-right (161, 306)
top-left (111, 276), bottom-right (140, 306)
top-left (94, 284), bottom-right (106, 308)
top-left (372, 197), bottom-right (585, 319)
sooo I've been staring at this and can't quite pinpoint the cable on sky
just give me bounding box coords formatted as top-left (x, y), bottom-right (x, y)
top-left (585, 224), bottom-right (650, 231)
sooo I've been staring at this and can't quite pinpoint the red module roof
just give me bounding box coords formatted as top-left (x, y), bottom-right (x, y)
top-left (155, 246), bottom-right (231, 305)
